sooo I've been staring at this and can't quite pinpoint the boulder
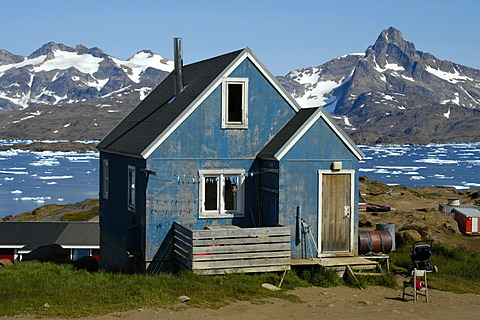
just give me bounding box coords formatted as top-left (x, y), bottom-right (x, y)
top-left (0, 259), bottom-right (13, 267)
top-left (399, 221), bottom-right (431, 239)
top-left (396, 230), bottom-right (422, 247)
top-left (358, 213), bottom-right (373, 227)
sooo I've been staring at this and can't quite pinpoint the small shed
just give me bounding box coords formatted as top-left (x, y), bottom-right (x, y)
top-left (453, 208), bottom-right (480, 235)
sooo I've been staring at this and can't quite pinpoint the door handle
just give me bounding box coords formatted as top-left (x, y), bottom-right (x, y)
top-left (344, 206), bottom-right (351, 218)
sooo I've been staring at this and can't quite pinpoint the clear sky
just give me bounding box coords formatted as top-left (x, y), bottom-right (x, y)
top-left (1, 0), bottom-right (479, 75)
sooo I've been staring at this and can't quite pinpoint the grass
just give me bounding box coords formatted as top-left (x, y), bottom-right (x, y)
top-left (60, 205), bottom-right (99, 221)
top-left (390, 242), bottom-right (480, 294)
top-left (296, 265), bottom-right (397, 290)
top-left (0, 262), bottom-right (307, 317)
top-left (4, 243), bottom-right (477, 317)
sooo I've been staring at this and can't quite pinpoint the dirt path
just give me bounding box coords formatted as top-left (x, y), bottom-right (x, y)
top-left (9, 286), bottom-right (472, 320)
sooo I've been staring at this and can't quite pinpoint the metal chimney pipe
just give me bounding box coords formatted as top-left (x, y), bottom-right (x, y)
top-left (173, 38), bottom-right (183, 95)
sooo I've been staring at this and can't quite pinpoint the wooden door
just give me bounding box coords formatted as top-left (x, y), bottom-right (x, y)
top-left (320, 173), bottom-right (352, 255)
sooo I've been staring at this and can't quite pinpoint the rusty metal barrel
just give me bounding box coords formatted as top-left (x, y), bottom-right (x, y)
top-left (358, 230), bottom-right (393, 254)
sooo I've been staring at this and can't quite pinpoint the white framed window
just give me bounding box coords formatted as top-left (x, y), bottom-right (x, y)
top-left (221, 77), bottom-right (248, 129)
top-left (102, 159), bottom-right (109, 199)
top-left (199, 169), bottom-right (245, 218)
top-left (128, 166), bottom-right (136, 212)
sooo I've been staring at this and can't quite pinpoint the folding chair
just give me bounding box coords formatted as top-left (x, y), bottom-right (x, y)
top-left (402, 269), bottom-right (428, 302)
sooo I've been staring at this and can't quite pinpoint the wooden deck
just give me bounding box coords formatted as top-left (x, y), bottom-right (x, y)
top-left (292, 256), bottom-right (378, 268)
top-left (173, 222), bottom-right (291, 275)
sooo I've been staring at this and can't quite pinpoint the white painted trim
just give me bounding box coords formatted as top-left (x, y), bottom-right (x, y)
top-left (275, 108), bottom-right (323, 160)
top-left (141, 48), bottom-right (300, 159)
top-left (274, 108), bottom-right (364, 161)
top-left (473, 217), bottom-right (478, 233)
top-left (317, 169), bottom-right (355, 257)
top-left (60, 245), bottom-right (101, 249)
top-left (141, 50), bottom-right (249, 159)
top-left (139, 48), bottom-right (362, 160)
top-left (221, 77), bottom-right (249, 129)
top-left (0, 245), bottom-right (24, 249)
top-left (198, 169), bottom-right (245, 219)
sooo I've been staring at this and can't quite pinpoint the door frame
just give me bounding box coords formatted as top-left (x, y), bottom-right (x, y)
top-left (317, 169), bottom-right (355, 257)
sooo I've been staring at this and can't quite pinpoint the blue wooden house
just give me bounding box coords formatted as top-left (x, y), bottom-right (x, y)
top-left (97, 40), bottom-right (364, 274)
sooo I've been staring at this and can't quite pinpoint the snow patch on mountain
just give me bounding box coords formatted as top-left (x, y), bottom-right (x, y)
top-left (34, 49), bottom-right (102, 74)
top-left (425, 66), bottom-right (473, 84)
top-left (112, 51), bottom-right (173, 83)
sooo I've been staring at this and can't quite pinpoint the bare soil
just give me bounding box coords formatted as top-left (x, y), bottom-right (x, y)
top-left (15, 286), bottom-right (475, 320)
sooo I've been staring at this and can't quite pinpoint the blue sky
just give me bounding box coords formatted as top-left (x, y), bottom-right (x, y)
top-left (2, 0), bottom-right (479, 75)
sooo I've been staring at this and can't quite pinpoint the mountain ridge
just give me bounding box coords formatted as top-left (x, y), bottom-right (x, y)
top-left (1, 29), bottom-right (480, 144)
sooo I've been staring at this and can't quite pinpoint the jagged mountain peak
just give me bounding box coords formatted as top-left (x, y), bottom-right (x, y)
top-left (376, 27), bottom-right (405, 46)
top-left (279, 27), bottom-right (480, 144)
top-left (367, 27), bottom-right (419, 65)
top-left (0, 43), bottom-right (173, 111)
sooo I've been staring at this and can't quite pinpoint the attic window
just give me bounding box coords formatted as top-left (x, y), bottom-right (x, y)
top-left (199, 169), bottom-right (245, 218)
top-left (222, 78), bottom-right (248, 129)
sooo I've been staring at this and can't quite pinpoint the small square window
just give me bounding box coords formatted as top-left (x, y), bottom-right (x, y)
top-left (222, 78), bottom-right (248, 129)
top-left (199, 169), bottom-right (245, 218)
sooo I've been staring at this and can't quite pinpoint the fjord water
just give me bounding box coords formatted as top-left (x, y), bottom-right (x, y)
top-left (0, 142), bottom-right (99, 219)
top-left (0, 142), bottom-right (479, 219)
top-left (359, 143), bottom-right (480, 190)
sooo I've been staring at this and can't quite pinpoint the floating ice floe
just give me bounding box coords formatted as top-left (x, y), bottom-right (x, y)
top-left (29, 159), bottom-right (61, 166)
top-left (10, 190), bottom-right (22, 194)
top-left (38, 175), bottom-right (74, 180)
top-left (13, 196), bottom-right (52, 203)
top-left (433, 174), bottom-right (454, 179)
top-left (410, 176), bottom-right (425, 180)
top-left (414, 158), bottom-right (459, 164)
top-left (0, 170), bottom-right (28, 175)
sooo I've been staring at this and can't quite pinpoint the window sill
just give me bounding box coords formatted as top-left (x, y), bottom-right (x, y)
top-left (199, 213), bottom-right (245, 219)
top-left (221, 124), bottom-right (248, 130)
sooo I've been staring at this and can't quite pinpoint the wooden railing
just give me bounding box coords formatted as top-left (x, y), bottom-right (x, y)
top-left (173, 222), bottom-right (291, 275)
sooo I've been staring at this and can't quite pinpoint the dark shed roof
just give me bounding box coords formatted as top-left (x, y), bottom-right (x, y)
top-left (0, 221), bottom-right (99, 250)
top-left (97, 49), bottom-right (245, 157)
top-left (258, 107), bottom-right (318, 159)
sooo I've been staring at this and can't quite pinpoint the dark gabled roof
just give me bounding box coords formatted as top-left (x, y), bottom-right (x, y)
top-left (97, 49), bottom-right (245, 157)
top-left (0, 221), bottom-right (99, 250)
top-left (258, 108), bottom-right (318, 159)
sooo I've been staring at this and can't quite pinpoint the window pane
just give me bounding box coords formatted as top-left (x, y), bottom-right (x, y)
top-left (128, 168), bottom-right (135, 209)
top-left (205, 178), bottom-right (218, 210)
top-left (224, 177), bottom-right (238, 211)
top-left (227, 83), bottom-right (243, 122)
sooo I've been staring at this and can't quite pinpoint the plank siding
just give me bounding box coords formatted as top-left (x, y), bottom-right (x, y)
top-left (173, 222), bottom-right (291, 274)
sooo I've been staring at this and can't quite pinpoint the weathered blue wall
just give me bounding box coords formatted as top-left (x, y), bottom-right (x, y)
top-left (275, 116), bottom-right (360, 259)
top-left (144, 58), bottom-right (297, 264)
top-left (99, 152), bottom-right (146, 271)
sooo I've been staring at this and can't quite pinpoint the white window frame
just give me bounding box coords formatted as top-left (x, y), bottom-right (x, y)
top-left (128, 165), bottom-right (136, 212)
top-left (102, 159), bottom-right (109, 199)
top-left (221, 77), bottom-right (248, 129)
top-left (199, 169), bottom-right (245, 218)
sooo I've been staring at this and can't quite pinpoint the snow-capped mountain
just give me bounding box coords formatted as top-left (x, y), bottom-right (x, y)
top-left (278, 27), bottom-right (480, 144)
top-left (1, 29), bottom-right (480, 144)
top-left (0, 42), bottom-right (173, 111)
